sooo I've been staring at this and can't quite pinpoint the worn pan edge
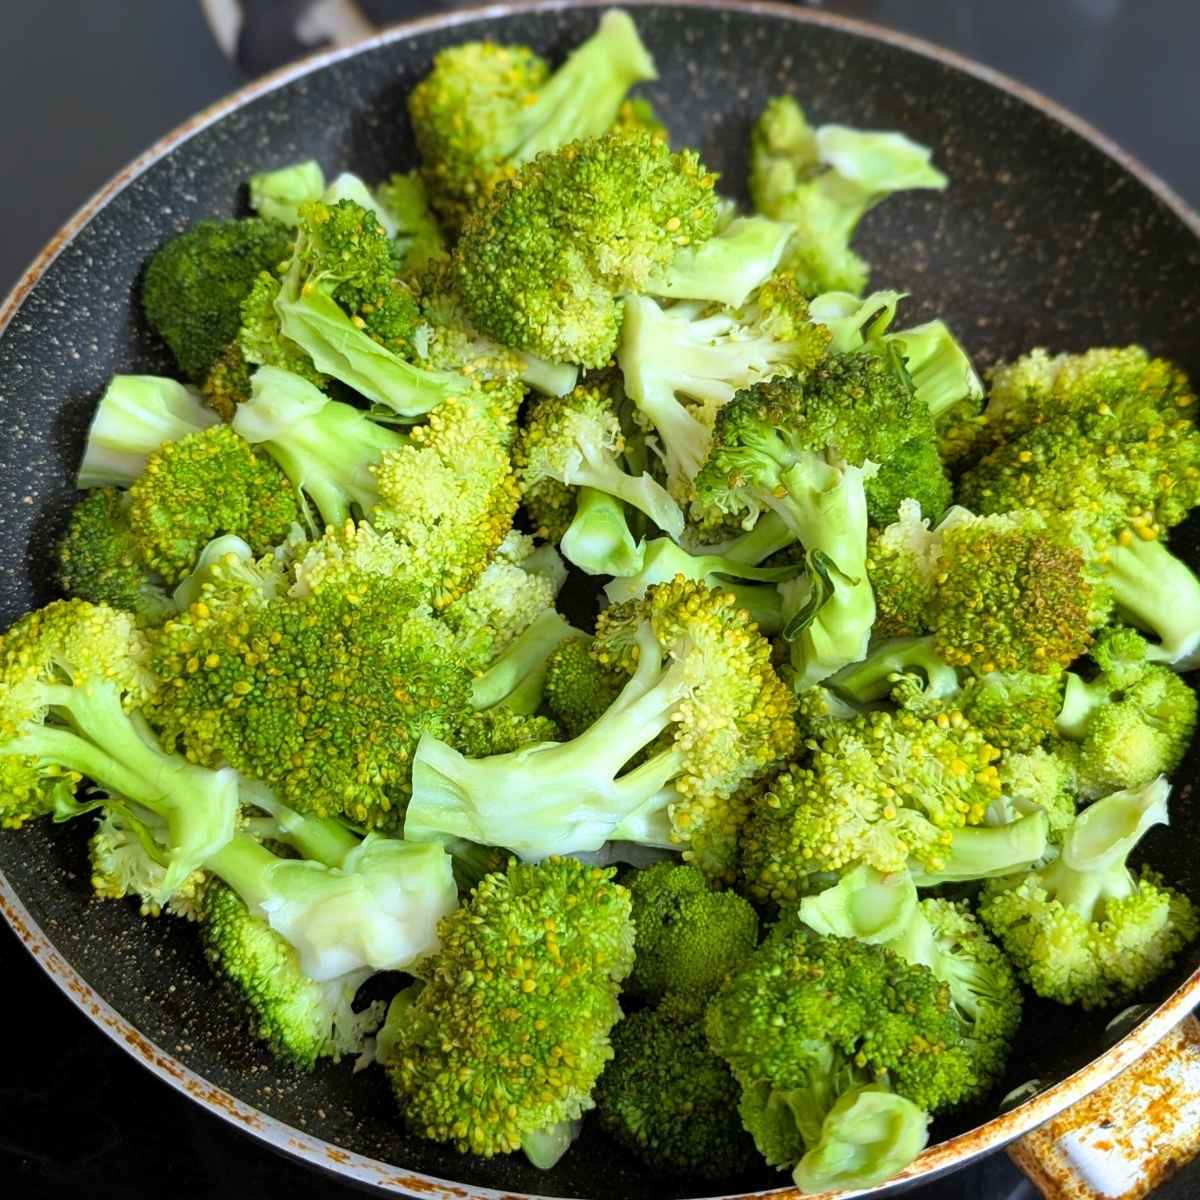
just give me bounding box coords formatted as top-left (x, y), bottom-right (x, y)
top-left (0, 1), bottom-right (1198, 1196)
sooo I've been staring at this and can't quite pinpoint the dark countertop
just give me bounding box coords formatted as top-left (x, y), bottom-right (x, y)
top-left (1, 3), bottom-right (1197, 1199)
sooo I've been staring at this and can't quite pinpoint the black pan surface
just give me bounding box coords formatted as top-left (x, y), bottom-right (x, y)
top-left (0, 2), bottom-right (1197, 1197)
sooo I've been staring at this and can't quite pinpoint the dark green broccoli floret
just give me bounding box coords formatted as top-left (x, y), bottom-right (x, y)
top-left (543, 636), bottom-right (627, 738)
top-left (143, 217), bottom-right (293, 381)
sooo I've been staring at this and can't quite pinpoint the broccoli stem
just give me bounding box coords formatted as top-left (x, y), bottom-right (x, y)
top-left (240, 780), bottom-right (359, 867)
top-left (249, 160), bottom-right (326, 227)
top-left (563, 444), bottom-right (684, 538)
top-left (469, 611), bottom-right (582, 712)
top-left (1055, 672), bottom-right (1110, 739)
top-left (1103, 539), bottom-right (1200, 669)
top-left (560, 488), bottom-right (646, 576)
top-left (908, 811), bottom-right (1049, 886)
top-left (829, 636), bottom-right (959, 705)
top-left (205, 832), bottom-right (283, 912)
top-left (521, 1120), bottom-right (581, 1170)
top-left (712, 510), bottom-right (796, 566)
top-left (516, 351), bottom-right (578, 398)
top-left (646, 216), bottom-right (795, 307)
top-left (887, 320), bottom-right (983, 420)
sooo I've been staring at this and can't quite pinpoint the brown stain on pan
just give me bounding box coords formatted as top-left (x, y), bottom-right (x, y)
top-left (1, 2), bottom-right (1200, 1197)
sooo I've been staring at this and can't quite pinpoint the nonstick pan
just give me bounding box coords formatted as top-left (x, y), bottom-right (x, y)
top-left (1, 2), bottom-right (1198, 1196)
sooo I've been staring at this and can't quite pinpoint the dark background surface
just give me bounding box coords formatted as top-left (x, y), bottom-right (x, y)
top-left (1, 2), bottom-right (1197, 1198)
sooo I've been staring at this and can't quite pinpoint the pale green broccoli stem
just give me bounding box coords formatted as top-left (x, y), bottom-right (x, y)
top-left (792, 1085), bottom-right (929, 1195)
top-left (17, 683), bottom-right (238, 897)
top-left (711, 509), bottom-right (796, 566)
top-left (1102, 539), bottom-right (1200, 669)
top-left (470, 611), bottom-right (583, 712)
top-left (521, 1120), bottom-right (581, 1170)
top-left (171, 534), bottom-right (255, 610)
top-left (908, 812), bottom-right (1049, 887)
top-left (776, 458), bottom-right (876, 688)
top-left (828, 635), bottom-right (959, 704)
top-left (561, 488), bottom-right (645, 576)
top-left (205, 830), bottom-right (292, 913)
top-left (507, 8), bottom-right (657, 164)
top-left (560, 438), bottom-right (684, 539)
top-left (239, 780), bottom-right (360, 868)
top-left (233, 366), bottom-right (407, 526)
top-left (646, 215), bottom-right (795, 307)
top-left (1056, 672), bottom-right (1109, 738)
top-left (604, 537), bottom-right (799, 633)
top-left (322, 172), bottom-right (397, 238)
top-left (249, 160), bottom-right (326, 226)
top-left (799, 864), bottom-right (919, 946)
top-left (406, 625), bottom-right (693, 857)
top-left (887, 319), bottom-right (983, 420)
top-left (517, 352), bottom-right (578, 398)
top-left (77, 374), bottom-right (218, 488)
top-left (808, 290), bottom-right (902, 354)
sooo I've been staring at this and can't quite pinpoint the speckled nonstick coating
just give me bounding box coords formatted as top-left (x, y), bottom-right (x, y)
top-left (1, 2), bottom-right (1198, 1197)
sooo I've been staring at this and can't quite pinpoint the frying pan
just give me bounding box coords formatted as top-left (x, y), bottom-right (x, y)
top-left (1, 2), bottom-right (1198, 1196)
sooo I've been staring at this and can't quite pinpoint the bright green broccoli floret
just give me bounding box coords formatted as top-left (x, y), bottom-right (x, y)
top-left (618, 277), bottom-right (831, 499)
top-left (542, 636), bottom-right (627, 737)
top-left (409, 8), bottom-right (657, 230)
top-left (455, 131), bottom-right (718, 368)
top-left (515, 375), bottom-right (685, 540)
top-left (626, 862), bottom-right (758, 1003)
top-left (694, 343), bottom-right (924, 686)
top-left (980, 777), bottom-right (1198, 1008)
top-left (866, 431), bottom-right (952, 528)
top-left (57, 489), bottom-right (172, 623)
top-left (406, 578), bottom-right (797, 878)
top-left (125, 424), bottom-right (302, 584)
top-left (740, 706), bottom-right (1003, 903)
top-left (799, 866), bottom-right (1022, 1102)
top-left (865, 498), bottom-right (937, 640)
top-left (595, 998), bottom-right (758, 1178)
top-left (76, 374), bottom-right (219, 489)
top-left (143, 217), bottom-right (293, 381)
top-left (199, 879), bottom-right (385, 1070)
top-left (990, 747), bottom-right (1078, 844)
top-left (613, 94), bottom-right (669, 141)
top-left (706, 925), bottom-right (959, 1193)
top-left (749, 96), bottom-right (946, 297)
top-left (1056, 628), bottom-right (1198, 798)
top-left (379, 857), bottom-right (634, 1160)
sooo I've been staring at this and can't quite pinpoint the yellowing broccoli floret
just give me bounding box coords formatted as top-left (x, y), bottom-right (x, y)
top-left (980, 777), bottom-right (1198, 1007)
top-left (379, 857), bottom-right (634, 1158)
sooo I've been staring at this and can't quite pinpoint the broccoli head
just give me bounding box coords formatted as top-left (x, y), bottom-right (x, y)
top-left (543, 636), bottom-right (627, 738)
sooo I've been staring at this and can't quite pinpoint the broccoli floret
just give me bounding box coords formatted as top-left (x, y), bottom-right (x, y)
top-left (515, 375), bottom-right (684, 540)
top-left (143, 218), bottom-right (293, 381)
top-left (199, 879), bottom-right (384, 1070)
top-left (740, 706), bottom-right (1003, 902)
top-left (543, 636), bottom-right (627, 737)
top-left (980, 777), bottom-right (1198, 1007)
top-left (248, 160), bottom-right (326, 227)
top-left (409, 8), bottom-right (657, 230)
top-left (865, 499), bottom-right (938, 640)
top-left (749, 96), bottom-right (946, 297)
top-left (200, 341), bottom-right (254, 421)
top-left (237, 269), bottom-right (328, 389)
top-left (455, 131), bottom-right (718, 368)
top-left (378, 857), bottom-right (634, 1159)
top-left (990, 747), bottom-right (1078, 844)
top-left (706, 925), bottom-right (964, 1193)
top-left (866, 432), bottom-right (952, 528)
top-left (694, 343), bottom-right (925, 686)
top-left (951, 670), bottom-right (1066, 754)
top-left (1056, 629), bottom-right (1198, 798)
top-left (799, 866), bottom-right (1022, 1101)
top-left (57, 489), bottom-right (172, 623)
top-left (626, 862), bottom-right (758, 1003)
top-left (603, 536), bottom-right (801, 635)
top-left (613, 94), bottom-right (669, 141)
top-left (595, 998), bottom-right (757, 1178)
top-left (126, 424), bottom-right (303, 584)
top-left (88, 807), bottom-right (207, 918)
top-left (272, 199), bottom-right (467, 416)
top-left (375, 170), bottom-right (446, 276)
top-left (618, 279), bottom-right (831, 499)
top-left (406, 578), bottom-right (797, 877)
top-left (77, 374), bottom-right (219, 489)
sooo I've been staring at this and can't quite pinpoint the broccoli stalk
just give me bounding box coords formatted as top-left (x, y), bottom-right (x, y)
top-left (1102, 538), bottom-right (1200, 669)
top-left (249, 160), bottom-right (326, 226)
top-left (828, 635), bottom-right (960, 705)
top-left (468, 610), bottom-right (583, 713)
top-left (77, 375), bottom-right (219, 488)
top-left (560, 488), bottom-right (646, 577)
top-left (907, 811), bottom-right (1050, 886)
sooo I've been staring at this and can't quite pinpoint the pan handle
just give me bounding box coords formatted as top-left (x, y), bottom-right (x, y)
top-left (1008, 1013), bottom-right (1200, 1198)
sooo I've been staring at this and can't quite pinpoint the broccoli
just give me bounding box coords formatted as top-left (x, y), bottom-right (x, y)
top-left (454, 131), bottom-right (718, 368)
top-left (57, 488), bottom-right (172, 623)
top-left (375, 170), bottom-right (446, 276)
top-left (321, 171), bottom-right (401, 239)
top-left (706, 924), bottom-right (969, 1193)
top-left (1056, 628), bottom-right (1198, 798)
top-left (272, 199), bottom-right (467, 416)
top-left (405, 578), bottom-right (797, 877)
top-left (739, 706), bottom-right (1004, 903)
top-left (618, 278), bottom-right (831, 499)
top-left (409, 8), bottom-right (658, 230)
top-left (694, 343), bottom-right (925, 686)
top-left (595, 997), bottom-right (758, 1178)
top-left (543, 636), bottom-right (627, 738)
top-left (76, 374), bottom-right (219, 489)
top-left (625, 862), bottom-right (758, 1003)
top-left (237, 267), bottom-right (328, 389)
top-left (515, 375), bottom-right (685, 540)
top-left (749, 96), bottom-right (946, 297)
top-left (937, 670), bottom-right (1066, 755)
top-left (603, 536), bottom-right (801, 634)
top-left (378, 857), bottom-right (634, 1160)
top-left (989, 747), bottom-right (1078, 844)
top-left (143, 217), bottom-right (294, 382)
top-left (799, 866), bottom-right (1022, 1100)
top-left (865, 498), bottom-right (939, 640)
top-left (126, 424), bottom-right (303, 584)
top-left (559, 488), bottom-right (646, 576)
top-left (248, 159), bottom-right (326, 227)
top-left (980, 777), bottom-right (1198, 1007)
top-left (614, 94), bottom-right (669, 141)
top-left (827, 635), bottom-right (960, 706)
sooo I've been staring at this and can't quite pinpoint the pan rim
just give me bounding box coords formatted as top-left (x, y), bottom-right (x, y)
top-left (1, 2), bottom-right (1198, 1196)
